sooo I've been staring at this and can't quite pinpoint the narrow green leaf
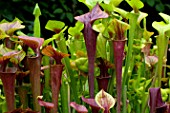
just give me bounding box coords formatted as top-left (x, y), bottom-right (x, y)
top-left (33, 3), bottom-right (41, 16)
top-left (33, 3), bottom-right (41, 37)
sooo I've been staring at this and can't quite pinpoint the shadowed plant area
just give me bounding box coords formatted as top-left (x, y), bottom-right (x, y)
top-left (0, 0), bottom-right (170, 113)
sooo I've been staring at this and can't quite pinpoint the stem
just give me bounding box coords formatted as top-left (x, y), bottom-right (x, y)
top-left (84, 23), bottom-right (97, 98)
top-left (27, 56), bottom-right (41, 112)
top-left (17, 86), bottom-right (29, 109)
top-left (34, 16), bottom-right (41, 37)
top-left (5, 37), bottom-right (15, 49)
top-left (50, 64), bottom-right (64, 113)
top-left (42, 56), bottom-right (51, 101)
top-left (56, 37), bottom-right (79, 103)
top-left (122, 86), bottom-right (127, 113)
top-left (113, 40), bottom-right (126, 113)
top-left (88, 56), bottom-right (95, 98)
top-left (104, 109), bottom-right (110, 113)
top-left (122, 13), bottom-right (139, 113)
top-left (108, 41), bottom-right (115, 95)
top-left (122, 13), bottom-right (139, 89)
top-left (156, 33), bottom-right (165, 87)
top-left (96, 76), bottom-right (111, 91)
top-left (60, 77), bottom-right (70, 113)
top-left (0, 68), bottom-right (17, 112)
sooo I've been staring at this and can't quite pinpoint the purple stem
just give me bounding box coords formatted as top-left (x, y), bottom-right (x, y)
top-left (96, 76), bottom-right (111, 91)
top-left (50, 64), bottom-right (64, 113)
top-left (104, 108), bottom-right (109, 113)
top-left (84, 22), bottom-right (98, 98)
top-left (27, 56), bottom-right (41, 112)
top-left (5, 37), bottom-right (15, 49)
top-left (113, 40), bottom-right (126, 113)
top-left (0, 68), bottom-right (17, 112)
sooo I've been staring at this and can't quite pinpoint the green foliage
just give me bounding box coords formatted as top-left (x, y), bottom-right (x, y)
top-left (0, 0), bottom-right (170, 113)
top-left (126, 0), bottom-right (144, 10)
top-left (141, 0), bottom-right (170, 12)
top-left (45, 20), bottom-right (65, 33)
top-left (33, 3), bottom-right (41, 16)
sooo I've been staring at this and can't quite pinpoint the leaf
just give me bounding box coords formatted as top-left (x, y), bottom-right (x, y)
top-left (43, 35), bottom-right (58, 47)
top-left (66, 12), bottom-right (74, 23)
top-left (0, 45), bottom-right (13, 55)
top-left (42, 45), bottom-right (69, 64)
top-left (149, 88), bottom-right (167, 113)
top-left (108, 18), bottom-right (130, 40)
top-left (92, 22), bottom-right (105, 33)
top-left (86, 0), bottom-right (103, 8)
top-left (78, 0), bottom-right (95, 9)
top-left (143, 29), bottom-right (154, 41)
top-left (70, 102), bottom-right (88, 113)
top-left (159, 13), bottom-right (170, 24)
top-left (109, 0), bottom-right (123, 6)
top-left (81, 96), bottom-right (100, 110)
top-left (37, 96), bottom-right (54, 109)
top-left (103, 0), bottom-right (111, 4)
top-left (75, 3), bottom-right (108, 23)
top-left (96, 34), bottom-right (107, 59)
top-left (53, 8), bottom-right (63, 14)
top-left (43, 26), bottom-right (67, 47)
top-left (68, 21), bottom-right (84, 37)
top-left (33, 3), bottom-right (41, 16)
top-left (17, 36), bottom-right (44, 51)
top-left (75, 57), bottom-right (88, 72)
top-left (155, 3), bottom-right (165, 12)
top-left (0, 29), bottom-right (9, 40)
top-left (0, 21), bottom-right (25, 35)
top-left (95, 89), bottom-right (116, 111)
top-left (45, 20), bottom-right (65, 33)
top-left (126, 0), bottom-right (144, 11)
top-left (146, 0), bottom-right (155, 7)
top-left (12, 17), bottom-right (23, 24)
top-left (152, 21), bottom-right (170, 34)
top-left (100, 3), bottom-right (115, 12)
top-left (137, 11), bottom-right (148, 25)
top-left (0, 19), bottom-right (8, 23)
top-left (10, 50), bottom-right (26, 64)
top-left (0, 50), bottom-right (21, 63)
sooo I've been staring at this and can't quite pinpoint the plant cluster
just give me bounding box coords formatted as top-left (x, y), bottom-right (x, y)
top-left (0, 0), bottom-right (170, 113)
